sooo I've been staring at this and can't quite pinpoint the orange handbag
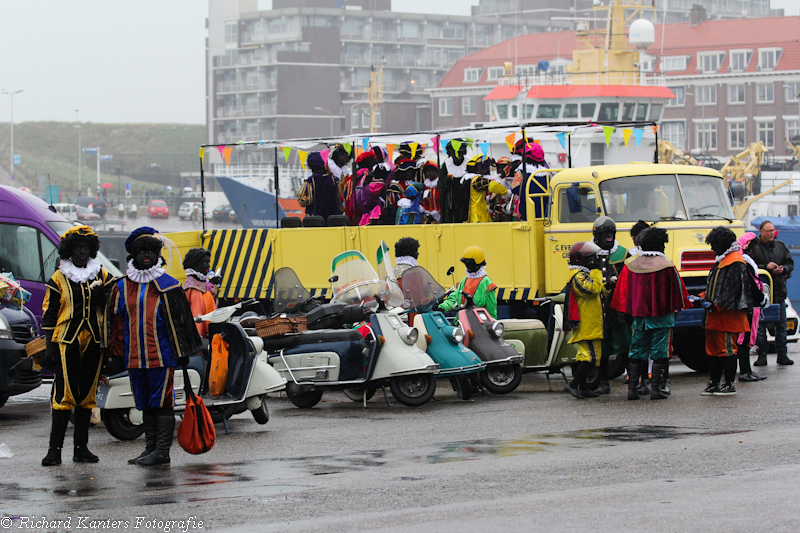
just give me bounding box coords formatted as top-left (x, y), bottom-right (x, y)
top-left (177, 366), bottom-right (216, 454)
top-left (209, 333), bottom-right (230, 397)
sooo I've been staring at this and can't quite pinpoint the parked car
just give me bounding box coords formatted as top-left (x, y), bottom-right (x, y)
top-left (229, 209), bottom-right (238, 223)
top-left (766, 298), bottom-right (800, 351)
top-left (212, 204), bottom-right (235, 222)
top-left (52, 203), bottom-right (78, 222)
top-left (147, 199), bottom-right (170, 219)
top-left (74, 196), bottom-right (109, 217)
top-left (0, 302), bottom-right (41, 409)
top-left (178, 202), bottom-right (194, 220)
top-left (76, 205), bottom-right (101, 221)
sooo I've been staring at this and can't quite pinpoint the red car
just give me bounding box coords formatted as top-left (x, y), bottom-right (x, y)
top-left (76, 205), bottom-right (100, 221)
top-left (148, 200), bottom-right (170, 218)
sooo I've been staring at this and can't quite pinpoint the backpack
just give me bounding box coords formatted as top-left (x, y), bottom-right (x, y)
top-left (297, 180), bottom-right (314, 207)
top-left (208, 333), bottom-right (229, 397)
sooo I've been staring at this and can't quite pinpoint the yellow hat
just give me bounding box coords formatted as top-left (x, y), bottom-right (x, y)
top-left (461, 246), bottom-right (485, 264)
top-left (60, 225), bottom-right (97, 240)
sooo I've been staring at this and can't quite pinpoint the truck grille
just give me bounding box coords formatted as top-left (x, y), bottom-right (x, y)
top-left (12, 325), bottom-right (34, 344)
top-left (680, 251), bottom-right (716, 272)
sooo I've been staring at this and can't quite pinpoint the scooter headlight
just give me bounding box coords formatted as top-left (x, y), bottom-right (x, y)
top-left (399, 326), bottom-right (419, 345)
top-left (451, 328), bottom-right (465, 344)
top-left (489, 321), bottom-right (504, 338)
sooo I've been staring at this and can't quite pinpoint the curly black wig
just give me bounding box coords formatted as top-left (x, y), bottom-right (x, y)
top-left (630, 220), bottom-right (651, 245)
top-left (706, 226), bottom-right (737, 254)
top-left (126, 236), bottom-right (164, 265)
top-left (58, 233), bottom-right (100, 260)
top-left (638, 227), bottom-right (669, 253)
top-left (395, 237), bottom-right (420, 259)
top-left (183, 247), bottom-right (211, 271)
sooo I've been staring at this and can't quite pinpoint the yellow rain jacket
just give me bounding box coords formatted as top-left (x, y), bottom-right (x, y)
top-left (468, 176), bottom-right (508, 223)
top-left (566, 268), bottom-right (604, 343)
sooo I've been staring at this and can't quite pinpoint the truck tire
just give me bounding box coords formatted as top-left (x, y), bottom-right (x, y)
top-left (673, 328), bottom-right (710, 372)
top-left (103, 409), bottom-right (145, 441)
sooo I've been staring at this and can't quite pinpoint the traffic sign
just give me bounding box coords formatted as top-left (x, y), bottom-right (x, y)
top-left (12, 155), bottom-right (20, 165)
top-left (99, 154), bottom-right (113, 161)
top-left (83, 147), bottom-right (98, 154)
top-left (125, 183), bottom-right (132, 190)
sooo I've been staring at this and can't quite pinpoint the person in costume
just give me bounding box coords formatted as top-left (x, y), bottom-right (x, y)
top-left (592, 216), bottom-right (629, 395)
top-left (626, 220), bottom-right (651, 258)
top-left (303, 152), bottom-right (341, 223)
top-left (510, 142), bottom-right (550, 221)
top-left (41, 226), bottom-right (115, 466)
top-left (438, 140), bottom-right (470, 223)
top-left (611, 228), bottom-right (690, 400)
top-left (465, 155), bottom-right (509, 223)
top-left (701, 227), bottom-right (765, 396)
top-left (328, 144), bottom-right (355, 224)
top-left (489, 156), bottom-right (514, 222)
top-left (623, 219), bottom-right (652, 394)
top-left (182, 248), bottom-right (216, 339)
top-left (394, 237), bottom-right (420, 280)
top-left (355, 147), bottom-right (392, 226)
top-left (562, 241), bottom-right (603, 400)
top-left (420, 161), bottom-right (441, 222)
top-left (106, 227), bottom-right (202, 466)
top-left (386, 158), bottom-right (416, 224)
top-left (438, 246), bottom-right (498, 320)
top-left (396, 182), bottom-right (426, 225)
top-left (736, 232), bottom-right (769, 382)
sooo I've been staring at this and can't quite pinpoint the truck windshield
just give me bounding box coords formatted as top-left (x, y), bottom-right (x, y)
top-left (46, 221), bottom-right (124, 277)
top-left (677, 174), bottom-right (735, 221)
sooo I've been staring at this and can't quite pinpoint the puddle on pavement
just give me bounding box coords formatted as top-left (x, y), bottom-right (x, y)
top-left (0, 425), bottom-right (748, 515)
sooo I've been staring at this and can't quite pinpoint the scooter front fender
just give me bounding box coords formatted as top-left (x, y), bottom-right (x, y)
top-left (249, 359), bottom-right (287, 394)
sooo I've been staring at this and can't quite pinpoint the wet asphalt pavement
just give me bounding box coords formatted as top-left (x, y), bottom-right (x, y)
top-left (2, 349), bottom-right (799, 533)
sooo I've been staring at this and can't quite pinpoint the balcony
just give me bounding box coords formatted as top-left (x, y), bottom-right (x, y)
top-left (216, 104), bottom-right (278, 119)
top-left (241, 30), bottom-right (302, 44)
top-left (213, 50), bottom-right (275, 68)
top-left (217, 81), bottom-right (276, 93)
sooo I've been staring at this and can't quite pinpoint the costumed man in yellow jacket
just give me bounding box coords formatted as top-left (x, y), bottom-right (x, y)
top-left (465, 155), bottom-right (509, 223)
top-left (563, 241), bottom-right (604, 399)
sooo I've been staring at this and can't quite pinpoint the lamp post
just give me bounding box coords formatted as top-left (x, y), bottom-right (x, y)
top-left (314, 106), bottom-right (334, 137)
top-left (75, 109), bottom-right (81, 196)
top-left (684, 91), bottom-right (694, 152)
top-left (1, 89), bottom-right (23, 178)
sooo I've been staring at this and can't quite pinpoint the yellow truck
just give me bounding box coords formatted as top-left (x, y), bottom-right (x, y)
top-left (166, 163), bottom-right (768, 373)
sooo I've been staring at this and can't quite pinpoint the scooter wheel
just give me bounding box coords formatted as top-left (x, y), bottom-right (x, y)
top-left (479, 364), bottom-right (523, 395)
top-left (286, 383), bottom-right (323, 408)
top-left (343, 387), bottom-right (376, 402)
top-left (103, 409), bottom-right (145, 441)
top-left (389, 374), bottom-right (436, 407)
top-left (251, 394), bottom-right (269, 424)
top-left (451, 376), bottom-right (473, 401)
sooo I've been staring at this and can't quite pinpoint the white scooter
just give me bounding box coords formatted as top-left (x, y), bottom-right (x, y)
top-left (97, 299), bottom-right (286, 440)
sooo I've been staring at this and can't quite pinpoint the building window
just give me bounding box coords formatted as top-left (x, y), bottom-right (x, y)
top-left (696, 123), bottom-right (717, 151)
top-left (374, 109), bottom-right (381, 129)
top-left (729, 50), bottom-right (752, 72)
top-left (463, 68), bottom-right (483, 83)
top-left (662, 56), bottom-right (689, 71)
top-left (362, 110), bottom-right (369, 129)
top-left (758, 48), bottom-right (782, 71)
top-left (698, 85), bottom-right (716, 106)
top-left (785, 82), bottom-right (800, 102)
top-left (515, 65), bottom-right (536, 76)
top-left (439, 98), bottom-right (453, 117)
top-left (462, 97), bottom-right (476, 116)
top-left (486, 66), bottom-right (505, 81)
top-left (351, 110), bottom-right (359, 130)
top-left (728, 84), bottom-right (745, 105)
top-left (442, 25), bottom-right (465, 40)
top-left (667, 86), bottom-right (685, 107)
top-left (662, 121), bottom-right (686, 150)
top-left (758, 121), bottom-right (774, 148)
top-left (757, 83), bottom-right (774, 104)
top-left (787, 120), bottom-right (800, 142)
top-left (729, 122), bottom-right (746, 150)
top-left (225, 23), bottom-right (238, 44)
top-left (485, 100), bottom-right (492, 116)
top-left (697, 52), bottom-right (725, 73)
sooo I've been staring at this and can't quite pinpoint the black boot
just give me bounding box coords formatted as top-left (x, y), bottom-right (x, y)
top-left (627, 359), bottom-right (642, 400)
top-left (777, 353), bottom-right (795, 366)
top-left (136, 410), bottom-right (175, 466)
top-left (650, 360), bottom-right (669, 400)
top-left (128, 411), bottom-right (158, 464)
top-left (73, 407), bottom-right (99, 463)
top-left (42, 409), bottom-right (71, 466)
top-left (753, 351), bottom-right (767, 366)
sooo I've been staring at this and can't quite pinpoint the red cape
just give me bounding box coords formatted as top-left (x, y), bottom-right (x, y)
top-left (611, 255), bottom-right (691, 317)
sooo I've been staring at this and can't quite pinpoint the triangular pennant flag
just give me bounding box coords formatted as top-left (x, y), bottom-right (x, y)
top-left (533, 140), bottom-right (540, 144)
top-left (362, 138), bottom-right (370, 151)
top-left (622, 129), bottom-right (633, 147)
top-left (431, 136), bottom-right (440, 153)
top-left (450, 139), bottom-right (462, 153)
top-left (479, 142), bottom-right (490, 157)
top-left (320, 149), bottom-right (330, 163)
top-left (602, 126), bottom-right (615, 147)
top-left (217, 146), bottom-right (226, 158)
top-left (556, 132), bottom-right (566, 149)
top-left (386, 143), bottom-right (395, 161)
top-left (355, 146), bottom-right (363, 157)
top-left (633, 128), bottom-right (644, 147)
top-left (282, 146), bottom-right (291, 161)
top-left (466, 138), bottom-right (474, 151)
top-left (222, 146), bottom-right (233, 166)
top-left (505, 133), bottom-right (516, 152)
top-left (409, 142), bottom-right (419, 158)
top-left (298, 150), bottom-right (308, 170)
top-left (199, 147), bottom-right (205, 161)
top-left (343, 143), bottom-right (352, 155)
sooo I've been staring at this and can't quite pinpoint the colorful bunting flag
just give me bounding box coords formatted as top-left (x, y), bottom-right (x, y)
top-left (362, 138), bottom-right (370, 151)
top-left (222, 146), bottom-right (232, 166)
top-left (633, 128), bottom-right (644, 147)
top-left (622, 129), bottom-right (633, 147)
top-left (343, 143), bottom-right (352, 155)
top-left (431, 136), bottom-right (440, 153)
top-left (505, 133), bottom-right (516, 152)
top-left (602, 126), bottom-right (615, 147)
top-left (386, 143), bottom-right (395, 161)
top-left (556, 132), bottom-right (566, 149)
top-left (466, 138), bottom-right (474, 150)
top-left (479, 142), bottom-right (490, 157)
top-left (450, 139), bottom-right (462, 153)
top-left (217, 146), bottom-right (225, 158)
top-left (409, 142), bottom-right (419, 158)
top-left (199, 147), bottom-right (205, 161)
top-left (320, 149), bottom-right (330, 163)
top-left (282, 146), bottom-right (291, 161)
top-left (298, 150), bottom-right (308, 170)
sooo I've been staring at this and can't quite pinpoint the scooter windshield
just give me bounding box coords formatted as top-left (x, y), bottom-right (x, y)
top-left (272, 267), bottom-right (312, 314)
top-left (376, 241), bottom-right (404, 309)
top-left (399, 266), bottom-right (445, 311)
top-left (330, 250), bottom-right (383, 306)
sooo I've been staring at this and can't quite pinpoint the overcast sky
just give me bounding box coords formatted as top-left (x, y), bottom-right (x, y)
top-left (0, 0), bottom-right (795, 125)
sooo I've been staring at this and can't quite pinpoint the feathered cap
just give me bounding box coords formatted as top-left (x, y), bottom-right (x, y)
top-left (60, 225), bottom-right (97, 241)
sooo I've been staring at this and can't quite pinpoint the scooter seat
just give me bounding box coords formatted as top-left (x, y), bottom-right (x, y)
top-left (262, 329), bottom-right (363, 353)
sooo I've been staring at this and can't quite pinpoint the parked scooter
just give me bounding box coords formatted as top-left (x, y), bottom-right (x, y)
top-left (398, 265), bottom-right (485, 400)
top-left (267, 253), bottom-right (439, 408)
top-left (97, 299), bottom-right (286, 440)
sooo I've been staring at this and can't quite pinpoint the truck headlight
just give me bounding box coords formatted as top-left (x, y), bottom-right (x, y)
top-left (489, 321), bottom-right (504, 338)
top-left (399, 326), bottom-right (419, 345)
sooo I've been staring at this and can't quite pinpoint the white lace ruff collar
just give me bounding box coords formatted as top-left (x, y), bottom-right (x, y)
top-left (596, 241), bottom-right (619, 257)
top-left (465, 265), bottom-right (487, 279)
top-left (628, 246), bottom-right (641, 256)
top-left (127, 258), bottom-right (166, 284)
top-left (185, 268), bottom-right (207, 281)
top-left (445, 157), bottom-right (467, 178)
top-left (424, 177), bottom-right (438, 188)
top-left (59, 258), bottom-right (102, 284)
top-left (569, 265), bottom-right (591, 274)
top-left (640, 250), bottom-right (667, 258)
top-left (715, 243), bottom-right (741, 262)
top-left (327, 158), bottom-right (351, 180)
top-left (395, 256), bottom-right (418, 267)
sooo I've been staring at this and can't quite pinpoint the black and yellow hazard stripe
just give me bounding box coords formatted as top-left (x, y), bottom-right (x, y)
top-left (203, 229), bottom-right (273, 299)
top-left (496, 288), bottom-right (534, 302)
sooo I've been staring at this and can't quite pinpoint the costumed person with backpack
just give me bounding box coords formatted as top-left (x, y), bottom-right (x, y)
top-left (438, 139), bottom-right (470, 223)
top-left (465, 155), bottom-right (509, 223)
top-left (592, 216), bottom-right (629, 395)
top-left (701, 227), bottom-right (765, 396)
top-left (562, 241), bottom-right (604, 400)
top-left (611, 228), bottom-right (690, 400)
top-left (438, 246), bottom-right (498, 320)
top-left (41, 226), bottom-right (116, 466)
top-left (106, 227), bottom-right (202, 466)
top-left (299, 152), bottom-right (341, 223)
top-left (420, 160), bottom-right (441, 223)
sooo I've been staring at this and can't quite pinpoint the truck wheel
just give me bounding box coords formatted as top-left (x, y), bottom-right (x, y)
top-left (673, 328), bottom-right (710, 372)
top-left (390, 374), bottom-right (436, 407)
top-left (286, 384), bottom-right (323, 408)
top-left (343, 387), bottom-right (375, 402)
top-left (251, 395), bottom-right (269, 425)
top-left (479, 364), bottom-right (523, 394)
top-left (103, 409), bottom-right (144, 441)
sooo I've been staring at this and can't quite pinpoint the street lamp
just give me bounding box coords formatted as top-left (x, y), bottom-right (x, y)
top-left (1, 89), bottom-right (23, 178)
top-left (314, 107), bottom-right (334, 137)
top-left (684, 91), bottom-right (694, 152)
top-left (75, 109), bottom-right (81, 196)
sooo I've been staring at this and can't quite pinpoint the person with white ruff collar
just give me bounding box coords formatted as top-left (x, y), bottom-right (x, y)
top-left (438, 246), bottom-right (498, 319)
top-left (394, 237), bottom-right (421, 280)
top-left (105, 227), bottom-right (202, 466)
top-left (41, 225), bottom-right (116, 466)
top-left (438, 140), bottom-right (469, 223)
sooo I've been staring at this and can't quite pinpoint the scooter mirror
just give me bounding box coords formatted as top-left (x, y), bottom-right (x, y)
top-left (446, 266), bottom-right (455, 276)
top-left (328, 275), bottom-right (339, 283)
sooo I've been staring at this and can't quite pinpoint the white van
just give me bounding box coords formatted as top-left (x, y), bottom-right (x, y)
top-left (52, 203), bottom-right (78, 222)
